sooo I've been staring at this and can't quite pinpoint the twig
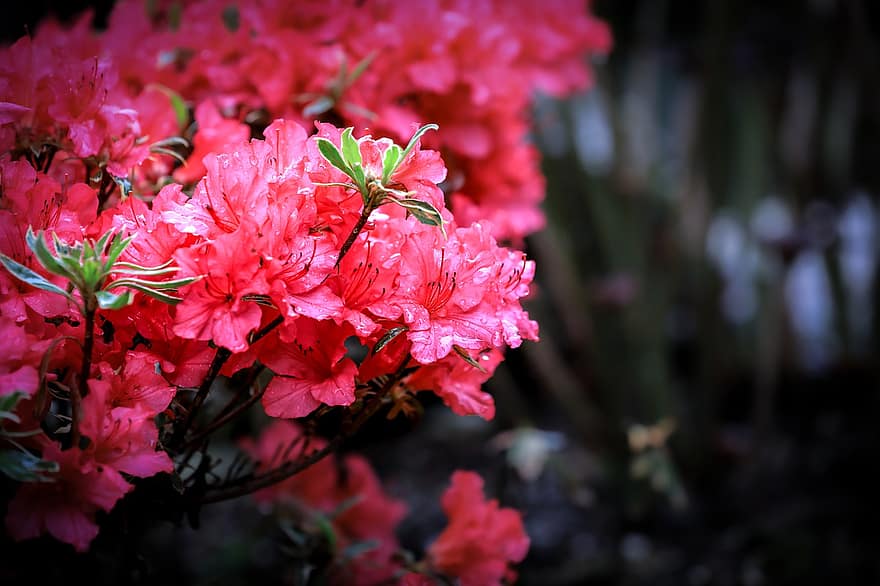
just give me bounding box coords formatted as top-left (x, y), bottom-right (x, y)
top-left (72, 306), bottom-right (96, 448)
top-left (197, 367), bottom-right (407, 505)
top-left (171, 314), bottom-right (285, 450)
top-left (182, 384), bottom-right (266, 450)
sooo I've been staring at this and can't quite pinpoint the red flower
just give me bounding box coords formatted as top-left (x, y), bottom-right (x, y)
top-left (408, 348), bottom-right (504, 420)
top-left (260, 318), bottom-right (358, 418)
top-left (173, 228), bottom-right (268, 353)
top-left (4, 442), bottom-right (132, 552)
top-left (90, 350), bottom-right (176, 416)
top-left (82, 373), bottom-right (173, 478)
top-left (242, 421), bottom-right (406, 586)
top-left (173, 99), bottom-right (250, 185)
top-left (428, 471), bottom-right (530, 586)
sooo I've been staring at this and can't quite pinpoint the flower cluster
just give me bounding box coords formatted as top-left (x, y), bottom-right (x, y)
top-left (0, 1), bottom-right (608, 582)
top-left (44, 0), bottom-right (610, 241)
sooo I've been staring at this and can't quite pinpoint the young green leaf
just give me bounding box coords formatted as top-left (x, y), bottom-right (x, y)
top-left (95, 289), bottom-right (134, 310)
top-left (349, 163), bottom-right (366, 194)
top-left (149, 84), bottom-right (188, 131)
top-left (347, 52), bottom-right (376, 86)
top-left (93, 229), bottom-right (116, 255)
top-left (151, 145), bottom-right (188, 165)
top-left (103, 233), bottom-right (136, 272)
top-left (0, 253), bottom-right (73, 299)
top-left (113, 258), bottom-right (174, 272)
top-left (341, 127), bottom-right (362, 167)
top-left (398, 123), bottom-right (439, 167)
top-left (0, 449), bottom-right (60, 483)
top-left (106, 275), bottom-right (198, 290)
top-left (116, 282), bottom-right (185, 305)
top-left (25, 228), bottom-right (70, 278)
top-left (385, 196), bottom-right (446, 237)
top-left (303, 95), bottom-right (335, 118)
top-left (0, 391), bottom-right (26, 417)
top-left (382, 144), bottom-right (402, 183)
top-left (316, 138), bottom-right (352, 177)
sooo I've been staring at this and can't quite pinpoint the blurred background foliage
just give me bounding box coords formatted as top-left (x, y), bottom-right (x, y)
top-left (490, 0), bottom-right (880, 583)
top-left (4, 1), bottom-right (880, 585)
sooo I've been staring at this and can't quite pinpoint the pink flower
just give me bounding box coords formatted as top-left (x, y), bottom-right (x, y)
top-left (260, 318), bottom-right (358, 418)
top-left (5, 442), bottom-right (132, 552)
top-left (390, 224), bottom-right (503, 365)
top-left (90, 350), bottom-right (176, 416)
top-left (82, 370), bottom-right (173, 479)
top-left (173, 228), bottom-right (268, 353)
top-left (408, 348), bottom-right (504, 420)
top-left (428, 471), bottom-right (530, 586)
top-left (242, 420), bottom-right (406, 586)
top-left (173, 99), bottom-right (250, 184)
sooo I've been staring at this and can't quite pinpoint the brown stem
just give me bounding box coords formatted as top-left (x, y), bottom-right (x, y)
top-left (182, 384), bottom-right (266, 450)
top-left (198, 369), bottom-right (406, 505)
top-left (96, 171), bottom-right (115, 211)
top-left (335, 202), bottom-right (375, 268)
top-left (72, 305), bottom-right (95, 449)
top-left (171, 314), bottom-right (285, 450)
top-left (41, 145), bottom-right (58, 174)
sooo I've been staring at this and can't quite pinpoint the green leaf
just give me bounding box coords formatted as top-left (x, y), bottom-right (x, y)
top-left (339, 539), bottom-right (380, 562)
top-left (50, 231), bottom-right (73, 257)
top-left (95, 289), bottom-right (134, 310)
top-left (93, 229), bottom-right (116, 255)
top-left (149, 83), bottom-right (189, 130)
top-left (107, 275), bottom-right (198, 290)
top-left (151, 136), bottom-right (190, 149)
top-left (151, 145), bottom-right (188, 165)
top-left (349, 162), bottom-right (366, 193)
top-left (80, 256), bottom-right (104, 291)
top-left (0, 391), bottom-right (26, 416)
top-left (327, 494), bottom-right (364, 520)
top-left (347, 52), bottom-right (376, 85)
top-left (25, 228), bottom-right (70, 278)
top-left (0, 411), bottom-right (20, 424)
top-left (398, 123), bottom-right (439, 168)
top-left (385, 196), bottom-right (446, 236)
top-left (316, 138), bottom-right (352, 177)
top-left (112, 265), bottom-right (179, 277)
top-left (222, 4), bottom-right (239, 31)
top-left (453, 344), bottom-right (487, 373)
top-left (340, 127), bottom-right (362, 167)
top-left (167, 1), bottom-right (182, 31)
top-left (314, 514), bottom-right (337, 554)
top-left (115, 282), bottom-right (184, 305)
top-left (372, 326), bottom-right (408, 355)
top-left (112, 258), bottom-right (174, 274)
top-left (103, 233), bottom-right (136, 272)
top-left (339, 101), bottom-right (377, 121)
top-left (0, 449), bottom-right (59, 482)
top-left (381, 144), bottom-right (402, 184)
top-left (0, 253), bottom-right (72, 299)
top-left (302, 95), bottom-right (335, 118)
top-left (311, 181), bottom-right (359, 190)
top-left (112, 175), bottom-right (133, 199)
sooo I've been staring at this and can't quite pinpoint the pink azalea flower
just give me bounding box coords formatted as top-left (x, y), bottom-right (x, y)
top-left (428, 471), bottom-right (530, 586)
top-left (173, 228), bottom-right (268, 353)
top-left (260, 318), bottom-right (358, 418)
top-left (173, 99), bottom-right (250, 185)
top-left (242, 420), bottom-right (406, 586)
top-left (5, 442), bottom-right (132, 552)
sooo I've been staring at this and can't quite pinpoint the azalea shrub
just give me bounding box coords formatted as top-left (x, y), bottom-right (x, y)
top-left (0, 1), bottom-right (609, 584)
